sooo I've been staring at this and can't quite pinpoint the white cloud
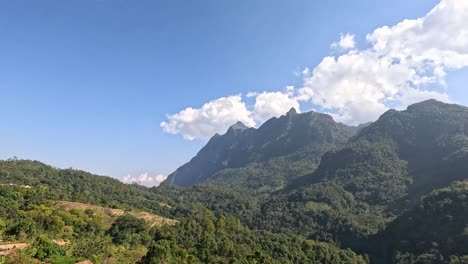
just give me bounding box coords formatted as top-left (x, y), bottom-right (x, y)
top-left (286, 86), bottom-right (295, 95)
top-left (253, 91), bottom-right (300, 123)
top-left (331, 33), bottom-right (356, 51)
top-left (367, 0), bottom-right (468, 70)
top-left (297, 0), bottom-right (466, 125)
top-left (246, 92), bottom-right (259, 98)
top-left (122, 172), bottom-right (167, 187)
top-left (162, 0), bottom-right (468, 137)
top-left (160, 95), bottom-right (255, 140)
top-left (161, 91), bottom-right (300, 140)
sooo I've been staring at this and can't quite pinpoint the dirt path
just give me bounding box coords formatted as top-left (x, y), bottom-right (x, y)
top-left (53, 239), bottom-right (70, 246)
top-left (0, 243), bottom-right (28, 250)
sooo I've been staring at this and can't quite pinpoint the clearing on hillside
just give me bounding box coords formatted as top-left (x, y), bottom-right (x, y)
top-left (54, 201), bottom-right (177, 228)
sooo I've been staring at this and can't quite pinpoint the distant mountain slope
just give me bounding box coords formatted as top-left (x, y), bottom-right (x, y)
top-left (250, 100), bottom-right (468, 249)
top-left (158, 100), bottom-right (468, 255)
top-left (298, 100), bottom-right (468, 207)
top-left (374, 181), bottom-right (468, 263)
top-left (164, 108), bottom-right (356, 187)
top-left (356, 99), bottom-right (468, 199)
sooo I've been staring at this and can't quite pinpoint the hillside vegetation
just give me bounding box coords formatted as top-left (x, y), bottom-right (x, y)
top-left (156, 100), bottom-right (468, 263)
top-left (0, 160), bottom-right (367, 263)
top-left (0, 159), bottom-right (173, 214)
top-left (1, 100), bottom-right (467, 263)
top-left (374, 181), bottom-right (468, 263)
top-left (54, 201), bottom-right (177, 229)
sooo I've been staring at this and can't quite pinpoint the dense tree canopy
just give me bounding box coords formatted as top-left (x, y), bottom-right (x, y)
top-left (141, 208), bottom-right (367, 264)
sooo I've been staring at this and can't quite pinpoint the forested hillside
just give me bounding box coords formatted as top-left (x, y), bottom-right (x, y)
top-left (0, 159), bottom-right (172, 217)
top-left (0, 160), bottom-right (367, 263)
top-left (374, 181), bottom-right (468, 263)
top-left (155, 100), bottom-right (468, 263)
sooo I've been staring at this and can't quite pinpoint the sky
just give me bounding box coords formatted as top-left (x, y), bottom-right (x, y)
top-left (1, 0), bottom-right (468, 186)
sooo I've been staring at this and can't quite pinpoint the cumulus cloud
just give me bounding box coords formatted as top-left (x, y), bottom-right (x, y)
top-left (122, 173), bottom-right (167, 187)
top-left (253, 91), bottom-right (300, 123)
top-left (161, 91), bottom-right (299, 140)
top-left (297, 0), bottom-right (466, 125)
top-left (161, 95), bottom-right (256, 140)
top-left (162, 0), bottom-right (468, 137)
top-left (331, 33), bottom-right (356, 51)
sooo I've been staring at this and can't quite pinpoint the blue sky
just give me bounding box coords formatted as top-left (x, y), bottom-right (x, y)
top-left (1, 0), bottom-right (467, 185)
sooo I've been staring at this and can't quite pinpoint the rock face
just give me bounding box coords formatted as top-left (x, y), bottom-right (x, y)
top-left (164, 108), bottom-right (356, 187)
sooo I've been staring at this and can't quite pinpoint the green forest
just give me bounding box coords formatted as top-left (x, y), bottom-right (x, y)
top-left (0, 160), bottom-right (367, 263)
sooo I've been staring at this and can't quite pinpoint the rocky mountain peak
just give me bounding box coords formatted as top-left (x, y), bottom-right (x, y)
top-left (227, 121), bottom-right (249, 132)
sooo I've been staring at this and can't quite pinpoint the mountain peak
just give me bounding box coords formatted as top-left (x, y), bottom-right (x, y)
top-left (286, 107), bottom-right (298, 116)
top-left (406, 99), bottom-right (458, 113)
top-left (165, 107), bottom-right (355, 187)
top-left (228, 121), bottom-right (249, 132)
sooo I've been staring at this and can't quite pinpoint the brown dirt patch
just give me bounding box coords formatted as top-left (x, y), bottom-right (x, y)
top-left (54, 201), bottom-right (177, 228)
top-left (0, 243), bottom-right (27, 251)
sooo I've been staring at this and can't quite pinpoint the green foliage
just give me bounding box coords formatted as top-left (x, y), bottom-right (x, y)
top-left (71, 235), bottom-right (112, 260)
top-left (25, 235), bottom-right (65, 261)
top-left (4, 253), bottom-right (35, 264)
top-left (207, 155), bottom-right (319, 195)
top-left (141, 207), bottom-right (367, 264)
top-left (107, 215), bottom-right (151, 247)
top-left (0, 183), bottom-right (153, 263)
top-left (0, 185), bottom-right (105, 241)
top-left (0, 160), bottom-right (172, 217)
top-left (0, 218), bottom-right (5, 237)
top-left (313, 139), bottom-right (411, 206)
top-left (375, 182), bottom-right (468, 263)
top-left (45, 255), bottom-right (84, 264)
top-left (448, 255), bottom-right (468, 264)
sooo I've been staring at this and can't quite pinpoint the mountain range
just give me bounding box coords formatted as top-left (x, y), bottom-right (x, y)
top-left (1, 99), bottom-right (467, 263)
top-left (164, 107), bottom-right (358, 190)
top-left (158, 99), bottom-right (468, 263)
top-left (165, 99), bottom-right (468, 203)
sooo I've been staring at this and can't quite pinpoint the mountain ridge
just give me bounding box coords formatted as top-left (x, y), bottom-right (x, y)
top-left (164, 99), bottom-right (468, 191)
top-left (164, 108), bottom-right (357, 187)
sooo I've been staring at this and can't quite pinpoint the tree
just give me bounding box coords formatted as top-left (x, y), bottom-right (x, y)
top-left (0, 219), bottom-right (5, 237)
top-left (72, 235), bottom-right (112, 260)
top-left (25, 235), bottom-right (65, 261)
top-left (107, 214), bottom-right (150, 247)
